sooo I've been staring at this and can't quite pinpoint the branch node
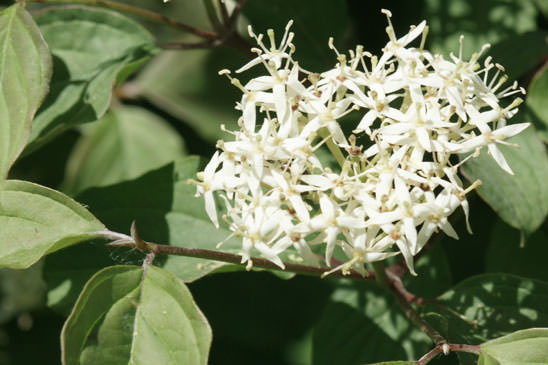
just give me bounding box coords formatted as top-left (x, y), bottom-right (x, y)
top-left (131, 221), bottom-right (149, 252)
top-left (441, 343), bottom-right (450, 355)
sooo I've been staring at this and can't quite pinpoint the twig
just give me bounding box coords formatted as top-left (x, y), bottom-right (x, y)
top-left (106, 235), bottom-right (375, 280)
top-left (217, 0), bottom-right (230, 25)
top-left (142, 249), bottom-right (157, 273)
top-left (385, 268), bottom-right (479, 326)
top-left (228, 0), bottom-right (245, 28)
top-left (373, 262), bottom-right (447, 346)
top-left (102, 226), bottom-right (484, 362)
top-left (418, 343), bottom-right (481, 365)
top-left (27, 0), bottom-right (218, 40)
top-left (161, 39), bottom-right (223, 50)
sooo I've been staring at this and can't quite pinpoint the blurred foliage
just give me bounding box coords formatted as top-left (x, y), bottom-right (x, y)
top-left (1, 0), bottom-right (548, 364)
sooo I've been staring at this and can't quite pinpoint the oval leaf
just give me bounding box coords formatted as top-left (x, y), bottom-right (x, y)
top-left (28, 6), bottom-right (158, 151)
top-left (241, 0), bottom-right (350, 70)
top-left (425, 0), bottom-right (537, 58)
top-left (0, 4), bottom-right (52, 178)
top-left (478, 353), bottom-right (500, 365)
top-left (61, 265), bottom-right (212, 365)
top-left (437, 274), bottom-right (548, 344)
top-left (485, 219), bottom-right (548, 282)
top-left (62, 105), bottom-right (186, 195)
top-left (313, 281), bottom-right (431, 363)
top-left (77, 156), bottom-right (243, 281)
top-left (0, 180), bottom-right (104, 268)
top-left (135, 48), bottom-right (243, 143)
top-left (44, 157), bottom-right (242, 311)
top-left (528, 63), bottom-right (548, 131)
top-left (461, 126), bottom-right (548, 233)
top-left (487, 31), bottom-right (548, 81)
top-left (480, 328), bottom-right (548, 364)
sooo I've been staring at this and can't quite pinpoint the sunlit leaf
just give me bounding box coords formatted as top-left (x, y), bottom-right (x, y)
top-left (461, 126), bottom-right (548, 234)
top-left (28, 6), bottom-right (158, 151)
top-left (0, 4), bottom-right (52, 178)
top-left (62, 265), bottom-right (212, 365)
top-left (0, 180), bottom-right (104, 269)
top-left (62, 105), bottom-right (186, 195)
top-left (527, 63), bottom-right (548, 135)
top-left (134, 48), bottom-right (243, 143)
top-left (480, 328), bottom-right (548, 364)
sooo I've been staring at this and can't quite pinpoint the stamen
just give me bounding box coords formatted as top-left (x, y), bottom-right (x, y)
top-left (420, 25), bottom-right (429, 51)
top-left (267, 28), bottom-right (276, 51)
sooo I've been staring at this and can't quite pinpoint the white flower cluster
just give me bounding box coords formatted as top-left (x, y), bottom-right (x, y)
top-left (192, 10), bottom-right (528, 276)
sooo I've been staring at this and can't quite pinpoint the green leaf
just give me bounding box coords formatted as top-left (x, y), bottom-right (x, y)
top-left (44, 157), bottom-right (243, 313)
top-left (424, 0), bottom-right (538, 58)
top-left (485, 219), bottom-right (548, 282)
top-left (437, 274), bottom-right (548, 345)
top-left (536, 0), bottom-right (548, 19)
top-left (403, 243), bottom-right (452, 298)
top-left (0, 4), bottom-right (52, 178)
top-left (461, 126), bottom-right (548, 233)
top-left (77, 157), bottom-right (242, 280)
top-left (134, 48), bottom-right (244, 143)
top-left (134, 0), bottom-right (353, 143)
top-left (478, 353), bottom-right (501, 365)
top-left (44, 242), bottom-right (127, 316)
top-left (29, 6), bottom-right (158, 151)
top-left (527, 63), bottom-right (548, 132)
top-left (480, 328), bottom-right (548, 364)
top-left (241, 0), bottom-right (350, 70)
top-left (62, 105), bottom-right (186, 195)
top-left (62, 265), bottom-right (212, 365)
top-left (0, 262), bottom-right (46, 324)
top-left (312, 281), bottom-right (431, 363)
top-left (189, 271), bottom-right (332, 363)
top-left (0, 180), bottom-right (104, 269)
top-left (487, 31), bottom-right (548, 81)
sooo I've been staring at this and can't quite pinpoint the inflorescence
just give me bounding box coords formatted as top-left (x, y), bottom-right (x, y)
top-left (191, 10), bottom-right (528, 276)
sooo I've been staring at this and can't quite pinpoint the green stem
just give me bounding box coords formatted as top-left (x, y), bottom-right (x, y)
top-left (27, 0), bottom-right (219, 39)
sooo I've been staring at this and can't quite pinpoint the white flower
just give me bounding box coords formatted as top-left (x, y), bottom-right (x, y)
top-left (194, 10), bottom-right (528, 276)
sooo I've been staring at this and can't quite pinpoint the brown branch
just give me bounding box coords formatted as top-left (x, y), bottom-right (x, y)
top-left (418, 343), bottom-right (481, 365)
top-left (217, 0), bottom-right (230, 25)
top-left (108, 239), bottom-right (375, 280)
top-left (373, 262), bottom-right (447, 346)
top-left (386, 265), bottom-right (479, 326)
top-left (161, 39), bottom-right (223, 50)
top-left (228, 0), bottom-right (245, 28)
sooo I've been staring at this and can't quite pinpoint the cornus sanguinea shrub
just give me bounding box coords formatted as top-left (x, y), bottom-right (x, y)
top-left (193, 10), bottom-right (528, 277)
top-left (2, 1), bottom-right (548, 364)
